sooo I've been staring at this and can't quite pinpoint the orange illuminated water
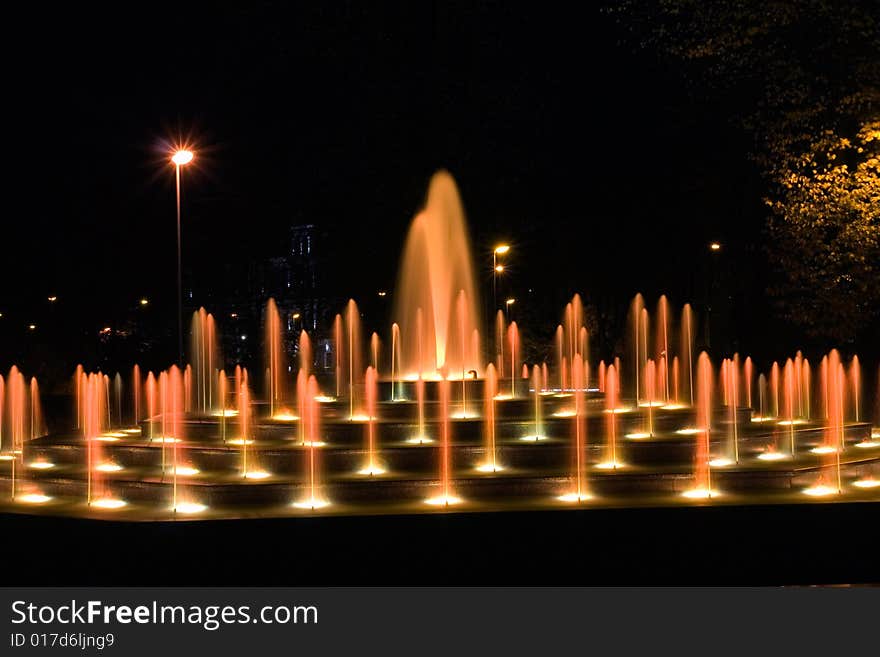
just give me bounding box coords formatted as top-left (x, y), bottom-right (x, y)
top-left (393, 171), bottom-right (481, 378)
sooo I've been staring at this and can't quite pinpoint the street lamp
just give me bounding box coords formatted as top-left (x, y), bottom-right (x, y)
top-left (709, 242), bottom-right (721, 251)
top-left (492, 245), bottom-right (510, 312)
top-left (505, 297), bottom-right (516, 320)
top-left (172, 149), bottom-right (194, 365)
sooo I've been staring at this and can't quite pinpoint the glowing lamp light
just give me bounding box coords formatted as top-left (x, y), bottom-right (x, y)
top-left (151, 436), bottom-right (181, 444)
top-left (519, 434), bottom-right (548, 442)
top-left (710, 242), bottom-right (721, 251)
top-left (292, 497), bottom-right (331, 510)
top-left (139, 298), bottom-right (149, 306)
top-left (272, 412), bottom-right (299, 422)
top-left (757, 451), bottom-right (788, 461)
top-left (227, 438), bottom-right (254, 446)
top-left (18, 493), bottom-right (52, 504)
top-left (855, 440), bottom-right (880, 449)
top-left (676, 428), bottom-right (702, 435)
top-left (171, 149), bottom-right (194, 166)
top-left (494, 265), bottom-right (505, 273)
top-left (708, 458), bottom-right (734, 467)
top-left (357, 465), bottom-right (387, 476)
top-left (810, 446), bottom-right (838, 455)
top-left (91, 498), bottom-right (127, 509)
top-left (300, 440), bottom-right (327, 448)
top-left (95, 462), bottom-right (123, 473)
top-left (47, 296), bottom-right (58, 302)
top-left (682, 488), bottom-right (718, 499)
top-left (557, 492), bottom-right (591, 503)
top-left (243, 470), bottom-right (270, 480)
top-left (505, 298), bottom-right (516, 306)
top-left (0, 454), bottom-right (14, 461)
top-left (852, 479), bottom-right (880, 489)
top-left (494, 245), bottom-right (510, 254)
top-left (174, 502), bottom-right (207, 514)
top-left (405, 436), bottom-right (433, 445)
top-left (425, 495), bottom-right (463, 506)
top-left (803, 485), bottom-right (838, 497)
top-left (595, 460), bottom-right (625, 470)
top-left (173, 466), bottom-right (200, 476)
top-left (315, 396), bottom-right (336, 403)
top-left (475, 463), bottom-right (504, 473)
top-left (28, 461), bottom-right (55, 470)
top-left (625, 432), bottom-right (651, 440)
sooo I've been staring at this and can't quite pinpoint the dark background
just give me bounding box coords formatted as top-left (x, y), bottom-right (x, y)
top-left (0, 1), bottom-right (866, 391)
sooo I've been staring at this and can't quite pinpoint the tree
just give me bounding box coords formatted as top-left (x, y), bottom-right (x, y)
top-left (766, 120), bottom-right (880, 341)
top-left (605, 0), bottom-right (880, 340)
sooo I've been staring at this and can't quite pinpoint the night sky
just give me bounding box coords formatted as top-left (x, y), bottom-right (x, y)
top-left (4, 2), bottom-right (780, 376)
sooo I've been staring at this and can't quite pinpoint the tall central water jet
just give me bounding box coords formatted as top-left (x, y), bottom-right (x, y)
top-left (394, 171), bottom-right (481, 378)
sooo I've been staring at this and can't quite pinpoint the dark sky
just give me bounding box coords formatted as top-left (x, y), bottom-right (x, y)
top-left (4, 1), bottom-right (765, 369)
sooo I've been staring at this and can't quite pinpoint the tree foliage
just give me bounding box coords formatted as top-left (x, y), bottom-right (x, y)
top-left (605, 0), bottom-right (880, 341)
top-left (766, 121), bottom-right (880, 340)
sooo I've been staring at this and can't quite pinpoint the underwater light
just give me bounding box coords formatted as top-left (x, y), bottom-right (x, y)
top-left (682, 488), bottom-right (719, 499)
top-left (292, 497), bottom-right (331, 510)
top-left (174, 502), bottom-right (207, 514)
top-left (91, 498), bottom-right (127, 509)
top-left (425, 495), bottom-right (463, 506)
top-left (803, 485), bottom-right (838, 497)
top-left (557, 492), bottom-right (592, 503)
top-left (18, 493), bottom-right (52, 504)
top-left (243, 470), bottom-right (271, 480)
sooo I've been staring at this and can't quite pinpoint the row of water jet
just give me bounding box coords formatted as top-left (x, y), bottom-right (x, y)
top-left (192, 307), bottom-right (221, 414)
top-left (1, 367), bottom-right (47, 501)
top-left (628, 294), bottom-right (695, 406)
top-left (554, 294), bottom-right (588, 391)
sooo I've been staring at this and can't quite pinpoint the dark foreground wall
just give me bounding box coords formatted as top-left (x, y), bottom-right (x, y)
top-left (2, 503), bottom-right (877, 586)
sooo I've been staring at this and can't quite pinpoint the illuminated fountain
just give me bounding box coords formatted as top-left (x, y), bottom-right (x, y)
top-left (559, 357), bottom-right (590, 502)
top-left (478, 364), bottom-right (500, 472)
top-left (683, 353), bottom-right (717, 499)
top-left (357, 366), bottom-right (384, 475)
top-left (2, 170), bottom-right (878, 522)
top-left (426, 379), bottom-right (460, 506)
top-left (600, 364), bottom-right (622, 469)
top-left (293, 375), bottom-right (329, 509)
top-left (393, 170), bottom-right (481, 379)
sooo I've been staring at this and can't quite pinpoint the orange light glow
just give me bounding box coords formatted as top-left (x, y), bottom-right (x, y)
top-left (171, 150), bottom-right (194, 166)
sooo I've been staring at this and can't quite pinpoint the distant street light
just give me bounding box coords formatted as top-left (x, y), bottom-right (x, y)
top-left (492, 244), bottom-right (511, 312)
top-left (172, 149), bottom-right (194, 365)
top-left (28, 324), bottom-right (36, 331)
top-left (139, 298), bottom-right (149, 306)
top-left (47, 296), bottom-right (57, 302)
top-left (710, 242), bottom-right (721, 252)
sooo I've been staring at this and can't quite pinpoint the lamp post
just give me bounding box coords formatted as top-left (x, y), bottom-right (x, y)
top-left (171, 149), bottom-right (194, 366)
top-left (492, 245), bottom-right (510, 312)
top-left (706, 242), bottom-right (721, 348)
